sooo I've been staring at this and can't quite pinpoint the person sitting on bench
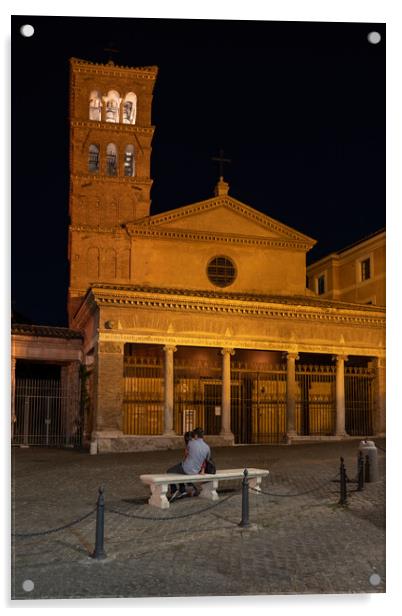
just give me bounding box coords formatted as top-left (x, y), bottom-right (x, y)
top-left (167, 427), bottom-right (211, 502)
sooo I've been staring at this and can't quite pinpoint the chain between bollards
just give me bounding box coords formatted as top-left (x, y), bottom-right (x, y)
top-left (339, 457), bottom-right (348, 506)
top-left (91, 486), bottom-right (107, 560)
top-left (239, 467), bottom-right (250, 528)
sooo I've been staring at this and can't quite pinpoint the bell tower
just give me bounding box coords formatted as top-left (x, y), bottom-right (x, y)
top-left (68, 57), bottom-right (158, 323)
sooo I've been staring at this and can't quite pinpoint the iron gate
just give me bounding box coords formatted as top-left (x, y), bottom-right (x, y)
top-left (173, 359), bottom-right (222, 435)
top-left (345, 366), bottom-right (374, 435)
top-left (296, 365), bottom-right (336, 436)
top-left (231, 363), bottom-right (287, 444)
top-left (13, 378), bottom-right (82, 447)
top-left (122, 354), bottom-right (376, 440)
top-left (123, 357), bottom-right (164, 434)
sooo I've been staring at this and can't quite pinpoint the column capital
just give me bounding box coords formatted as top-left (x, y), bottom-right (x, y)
top-left (163, 345), bottom-right (177, 354)
top-left (221, 348), bottom-right (235, 357)
top-left (332, 354), bottom-right (349, 363)
top-left (284, 351), bottom-right (299, 361)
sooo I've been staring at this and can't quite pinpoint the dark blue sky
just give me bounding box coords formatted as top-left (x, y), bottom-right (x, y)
top-left (11, 16), bottom-right (385, 326)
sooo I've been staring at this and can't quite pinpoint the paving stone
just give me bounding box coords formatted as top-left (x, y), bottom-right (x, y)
top-left (11, 438), bottom-right (386, 599)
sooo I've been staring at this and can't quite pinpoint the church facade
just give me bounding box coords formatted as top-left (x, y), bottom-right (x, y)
top-left (68, 58), bottom-right (385, 453)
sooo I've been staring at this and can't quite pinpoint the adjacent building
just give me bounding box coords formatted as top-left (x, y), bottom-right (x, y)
top-left (307, 229), bottom-right (385, 306)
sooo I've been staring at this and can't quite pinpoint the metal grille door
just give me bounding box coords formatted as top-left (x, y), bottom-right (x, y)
top-left (296, 365), bottom-right (336, 436)
top-left (345, 367), bottom-right (374, 435)
top-left (123, 357), bottom-right (164, 434)
top-left (174, 359), bottom-right (222, 435)
top-left (231, 363), bottom-right (287, 444)
top-left (13, 378), bottom-right (81, 447)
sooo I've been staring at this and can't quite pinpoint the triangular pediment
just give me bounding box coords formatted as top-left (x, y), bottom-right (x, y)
top-left (128, 195), bottom-right (316, 249)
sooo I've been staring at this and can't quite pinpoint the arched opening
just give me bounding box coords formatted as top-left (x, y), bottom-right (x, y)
top-left (122, 92), bottom-right (137, 124)
top-left (124, 145), bottom-right (135, 177)
top-left (88, 144), bottom-right (100, 173)
top-left (89, 90), bottom-right (102, 121)
top-left (106, 143), bottom-right (118, 176)
top-left (105, 90), bottom-right (120, 123)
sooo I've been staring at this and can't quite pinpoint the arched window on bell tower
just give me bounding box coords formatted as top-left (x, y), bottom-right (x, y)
top-left (89, 90), bottom-right (102, 121)
top-left (124, 145), bottom-right (135, 177)
top-left (122, 92), bottom-right (137, 124)
top-left (106, 143), bottom-right (118, 176)
top-left (104, 90), bottom-right (120, 123)
top-left (88, 144), bottom-right (100, 173)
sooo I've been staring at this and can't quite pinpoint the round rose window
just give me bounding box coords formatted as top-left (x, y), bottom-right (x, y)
top-left (207, 256), bottom-right (237, 288)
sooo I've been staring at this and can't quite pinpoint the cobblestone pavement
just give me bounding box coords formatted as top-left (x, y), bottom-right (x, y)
top-left (11, 439), bottom-right (386, 600)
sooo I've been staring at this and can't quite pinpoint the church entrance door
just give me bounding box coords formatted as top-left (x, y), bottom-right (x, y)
top-left (231, 363), bottom-right (287, 444)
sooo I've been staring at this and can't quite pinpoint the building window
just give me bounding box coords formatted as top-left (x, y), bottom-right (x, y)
top-left (207, 256), bottom-right (236, 288)
top-left (361, 258), bottom-right (371, 281)
top-left (124, 145), bottom-right (135, 177)
top-left (123, 92), bottom-right (137, 124)
top-left (89, 91), bottom-right (102, 121)
top-left (105, 90), bottom-right (120, 123)
top-left (88, 144), bottom-right (100, 173)
top-left (317, 274), bottom-right (326, 295)
top-left (106, 143), bottom-right (118, 176)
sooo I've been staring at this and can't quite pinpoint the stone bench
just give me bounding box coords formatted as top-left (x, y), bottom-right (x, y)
top-left (140, 468), bottom-right (269, 509)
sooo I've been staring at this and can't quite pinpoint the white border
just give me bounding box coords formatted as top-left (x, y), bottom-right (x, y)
top-left (2, 1), bottom-right (401, 614)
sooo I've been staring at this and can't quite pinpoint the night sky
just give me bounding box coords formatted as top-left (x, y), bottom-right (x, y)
top-left (11, 16), bottom-right (385, 327)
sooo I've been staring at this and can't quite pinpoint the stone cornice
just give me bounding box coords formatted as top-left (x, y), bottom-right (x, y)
top-left (70, 120), bottom-right (155, 136)
top-left (88, 285), bottom-right (385, 328)
top-left (71, 175), bottom-right (152, 186)
top-left (70, 57), bottom-right (158, 80)
top-left (69, 225), bottom-right (126, 234)
top-left (125, 224), bottom-right (312, 250)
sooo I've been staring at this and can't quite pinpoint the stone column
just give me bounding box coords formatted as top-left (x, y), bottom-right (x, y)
top-left (334, 354), bottom-right (348, 436)
top-left (11, 356), bottom-right (16, 440)
top-left (373, 357), bottom-right (386, 435)
top-left (220, 348), bottom-right (235, 436)
top-left (101, 98), bottom-right (107, 122)
top-left (286, 352), bottom-right (299, 438)
top-left (163, 345), bottom-right (177, 435)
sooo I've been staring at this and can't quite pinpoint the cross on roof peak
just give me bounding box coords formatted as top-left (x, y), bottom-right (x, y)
top-left (212, 149), bottom-right (231, 180)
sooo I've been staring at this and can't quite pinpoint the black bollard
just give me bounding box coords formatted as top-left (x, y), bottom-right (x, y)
top-left (92, 486), bottom-right (107, 560)
top-left (357, 451), bottom-right (364, 491)
top-left (239, 468), bottom-right (250, 528)
top-left (339, 457), bottom-right (348, 506)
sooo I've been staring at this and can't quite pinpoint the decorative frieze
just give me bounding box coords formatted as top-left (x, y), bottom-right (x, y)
top-left (71, 120), bottom-right (155, 135)
top-left (90, 288), bottom-right (385, 328)
top-left (99, 341), bottom-right (124, 354)
top-left (70, 57), bottom-right (158, 80)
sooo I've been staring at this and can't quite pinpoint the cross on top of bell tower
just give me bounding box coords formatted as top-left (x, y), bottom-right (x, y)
top-left (103, 42), bottom-right (119, 65)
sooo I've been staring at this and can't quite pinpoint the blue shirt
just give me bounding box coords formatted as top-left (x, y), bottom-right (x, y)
top-left (182, 438), bottom-right (211, 475)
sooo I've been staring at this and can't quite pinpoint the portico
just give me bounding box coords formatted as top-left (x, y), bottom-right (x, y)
top-left (73, 283), bottom-right (385, 453)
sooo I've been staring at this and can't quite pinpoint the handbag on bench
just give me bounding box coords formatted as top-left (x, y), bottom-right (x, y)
top-left (204, 458), bottom-right (216, 474)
